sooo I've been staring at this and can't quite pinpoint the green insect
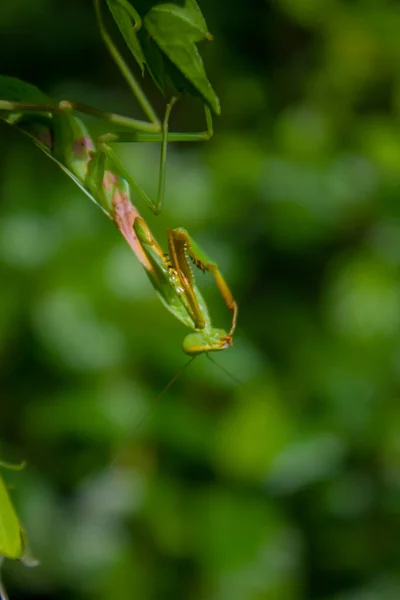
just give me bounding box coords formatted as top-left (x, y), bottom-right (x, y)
top-left (0, 1), bottom-right (237, 355)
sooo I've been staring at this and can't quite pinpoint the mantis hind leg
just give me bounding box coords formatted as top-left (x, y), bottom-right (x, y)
top-left (0, 94), bottom-right (213, 217)
top-left (168, 228), bottom-right (238, 337)
top-left (0, 97), bottom-right (171, 217)
top-left (98, 96), bottom-right (192, 216)
top-left (0, 99), bottom-right (159, 133)
top-left (0, 97), bottom-right (212, 216)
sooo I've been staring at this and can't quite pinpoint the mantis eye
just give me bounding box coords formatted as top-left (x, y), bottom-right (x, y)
top-left (183, 333), bottom-right (206, 355)
top-left (183, 331), bottom-right (232, 355)
top-left (220, 341), bottom-right (231, 349)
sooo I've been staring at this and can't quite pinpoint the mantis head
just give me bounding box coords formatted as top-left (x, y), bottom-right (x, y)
top-left (183, 329), bottom-right (233, 355)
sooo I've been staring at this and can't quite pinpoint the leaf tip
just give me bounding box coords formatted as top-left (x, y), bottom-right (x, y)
top-left (210, 92), bottom-right (221, 116)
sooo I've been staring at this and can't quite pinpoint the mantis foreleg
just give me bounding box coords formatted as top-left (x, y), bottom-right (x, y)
top-left (167, 229), bottom-right (238, 337)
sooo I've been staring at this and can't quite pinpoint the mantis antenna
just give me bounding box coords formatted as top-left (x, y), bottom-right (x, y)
top-left (110, 356), bottom-right (196, 465)
top-left (206, 354), bottom-right (245, 388)
top-left (130, 350), bottom-right (245, 436)
top-left (130, 356), bottom-right (196, 436)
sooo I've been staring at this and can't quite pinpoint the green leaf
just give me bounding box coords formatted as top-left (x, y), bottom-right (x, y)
top-left (144, 1), bottom-right (220, 113)
top-left (0, 473), bottom-right (24, 560)
top-left (106, 1), bottom-right (220, 114)
top-left (0, 76), bottom-right (117, 218)
top-left (0, 75), bottom-right (55, 151)
top-left (0, 75), bottom-right (51, 104)
top-left (105, 0), bottom-right (146, 73)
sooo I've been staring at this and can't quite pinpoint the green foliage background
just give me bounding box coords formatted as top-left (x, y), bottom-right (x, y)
top-left (1, 0), bottom-right (400, 598)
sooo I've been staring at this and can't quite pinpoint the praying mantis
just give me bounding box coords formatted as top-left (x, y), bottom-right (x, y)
top-left (0, 0), bottom-right (238, 355)
top-left (0, 3), bottom-right (237, 592)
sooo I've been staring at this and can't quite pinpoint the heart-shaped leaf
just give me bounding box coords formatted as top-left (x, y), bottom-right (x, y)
top-left (105, 0), bottom-right (146, 73)
top-left (0, 75), bottom-right (51, 104)
top-left (105, 0), bottom-right (220, 114)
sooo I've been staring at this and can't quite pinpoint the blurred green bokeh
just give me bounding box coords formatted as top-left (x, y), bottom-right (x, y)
top-left (1, 0), bottom-right (400, 599)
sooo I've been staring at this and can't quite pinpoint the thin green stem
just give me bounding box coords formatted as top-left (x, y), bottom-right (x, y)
top-left (94, 0), bottom-right (160, 127)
